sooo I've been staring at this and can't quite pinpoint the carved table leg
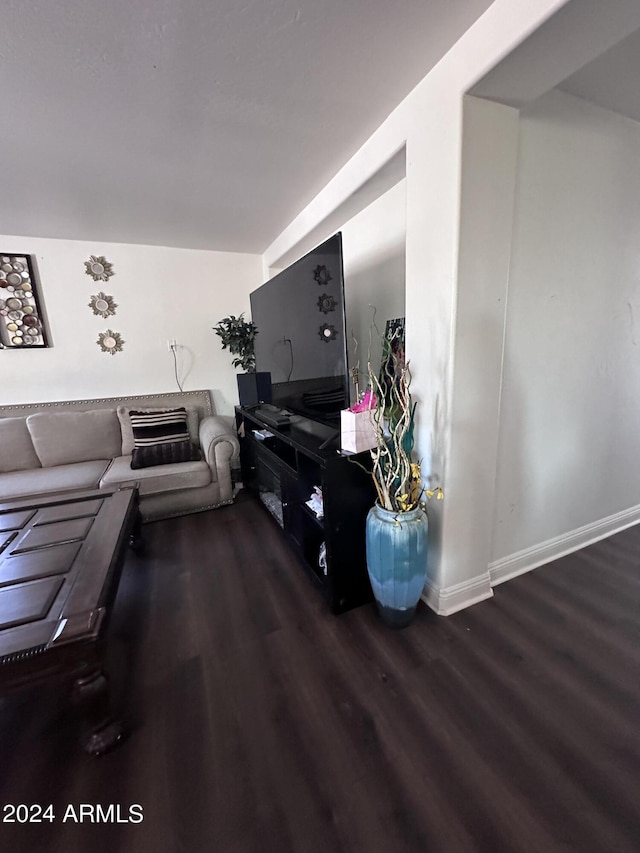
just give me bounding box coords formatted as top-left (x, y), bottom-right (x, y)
top-left (73, 667), bottom-right (126, 756)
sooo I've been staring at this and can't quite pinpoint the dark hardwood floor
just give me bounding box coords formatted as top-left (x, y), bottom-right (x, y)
top-left (1, 492), bottom-right (639, 852)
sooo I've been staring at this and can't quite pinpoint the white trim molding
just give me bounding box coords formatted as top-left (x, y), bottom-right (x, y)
top-left (422, 572), bottom-right (493, 616)
top-left (489, 502), bottom-right (640, 587)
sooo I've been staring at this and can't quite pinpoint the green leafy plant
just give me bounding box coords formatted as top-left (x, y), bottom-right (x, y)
top-left (213, 314), bottom-right (258, 372)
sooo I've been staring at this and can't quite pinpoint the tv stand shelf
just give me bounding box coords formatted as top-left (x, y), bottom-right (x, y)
top-left (236, 406), bottom-right (376, 613)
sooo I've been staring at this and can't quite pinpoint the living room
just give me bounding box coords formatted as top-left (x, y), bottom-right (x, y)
top-left (2, 1), bottom-right (640, 851)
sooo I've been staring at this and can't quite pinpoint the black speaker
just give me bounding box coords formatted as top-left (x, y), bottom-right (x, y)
top-left (237, 372), bottom-right (272, 407)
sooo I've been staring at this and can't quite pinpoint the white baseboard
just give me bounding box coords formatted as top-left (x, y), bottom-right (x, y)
top-left (488, 502), bottom-right (640, 587)
top-left (422, 572), bottom-right (493, 616)
top-left (420, 504), bottom-right (640, 616)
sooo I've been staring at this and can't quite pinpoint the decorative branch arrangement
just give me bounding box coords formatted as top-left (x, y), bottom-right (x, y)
top-left (367, 357), bottom-right (415, 511)
top-left (364, 326), bottom-right (443, 513)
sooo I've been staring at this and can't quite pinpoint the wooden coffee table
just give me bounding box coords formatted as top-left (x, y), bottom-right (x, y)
top-left (0, 486), bottom-right (139, 755)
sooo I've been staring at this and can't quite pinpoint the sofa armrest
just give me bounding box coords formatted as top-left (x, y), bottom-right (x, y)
top-left (199, 416), bottom-right (240, 485)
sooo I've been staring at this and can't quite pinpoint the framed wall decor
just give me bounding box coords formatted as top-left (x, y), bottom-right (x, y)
top-left (0, 253), bottom-right (49, 348)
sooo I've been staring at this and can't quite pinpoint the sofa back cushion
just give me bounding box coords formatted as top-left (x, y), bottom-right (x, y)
top-left (0, 416), bottom-right (41, 473)
top-left (117, 405), bottom-right (199, 455)
top-left (26, 409), bottom-right (122, 467)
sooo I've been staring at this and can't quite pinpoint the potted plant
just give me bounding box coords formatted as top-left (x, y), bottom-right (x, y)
top-left (213, 314), bottom-right (257, 372)
top-left (362, 330), bottom-right (443, 628)
top-left (213, 313), bottom-right (273, 407)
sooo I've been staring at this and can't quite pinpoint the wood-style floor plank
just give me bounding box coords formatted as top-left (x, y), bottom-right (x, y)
top-left (0, 492), bottom-right (639, 852)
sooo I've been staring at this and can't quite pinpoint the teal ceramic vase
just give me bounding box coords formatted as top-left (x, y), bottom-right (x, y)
top-left (365, 503), bottom-right (428, 628)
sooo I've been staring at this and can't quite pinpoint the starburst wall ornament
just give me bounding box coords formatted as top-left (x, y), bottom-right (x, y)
top-left (318, 323), bottom-right (337, 342)
top-left (317, 293), bottom-right (336, 314)
top-left (97, 329), bottom-right (124, 355)
top-left (84, 255), bottom-right (114, 282)
top-left (89, 292), bottom-right (117, 318)
top-left (313, 264), bottom-right (332, 286)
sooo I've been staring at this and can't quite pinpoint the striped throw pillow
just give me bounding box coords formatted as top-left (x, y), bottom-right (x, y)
top-left (129, 408), bottom-right (190, 447)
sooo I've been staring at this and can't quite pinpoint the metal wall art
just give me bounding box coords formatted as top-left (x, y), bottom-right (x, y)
top-left (318, 323), bottom-right (337, 342)
top-left (317, 293), bottom-right (336, 314)
top-left (89, 292), bottom-right (117, 318)
top-left (97, 329), bottom-right (124, 355)
top-left (0, 253), bottom-right (49, 348)
top-left (84, 255), bottom-right (114, 282)
top-left (313, 264), bottom-right (332, 286)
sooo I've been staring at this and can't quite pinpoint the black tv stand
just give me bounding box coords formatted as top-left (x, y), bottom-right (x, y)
top-left (236, 406), bottom-right (375, 613)
top-left (318, 428), bottom-right (340, 451)
top-left (249, 403), bottom-right (295, 429)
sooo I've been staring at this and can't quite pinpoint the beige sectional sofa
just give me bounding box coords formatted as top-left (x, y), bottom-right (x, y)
top-left (0, 390), bottom-right (239, 522)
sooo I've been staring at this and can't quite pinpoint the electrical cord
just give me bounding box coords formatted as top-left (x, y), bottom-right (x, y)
top-left (285, 338), bottom-right (293, 381)
top-left (170, 344), bottom-right (183, 391)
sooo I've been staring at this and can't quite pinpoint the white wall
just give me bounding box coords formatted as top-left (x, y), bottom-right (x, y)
top-left (341, 180), bottom-right (406, 398)
top-left (263, 0), bottom-right (575, 613)
top-left (259, 180), bottom-right (406, 403)
top-left (441, 96), bottom-right (520, 602)
top-left (0, 235), bottom-right (262, 415)
top-left (491, 89), bottom-right (640, 567)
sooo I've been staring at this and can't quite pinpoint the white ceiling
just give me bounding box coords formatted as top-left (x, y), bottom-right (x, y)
top-left (558, 26), bottom-right (640, 123)
top-left (0, 0), bottom-right (494, 254)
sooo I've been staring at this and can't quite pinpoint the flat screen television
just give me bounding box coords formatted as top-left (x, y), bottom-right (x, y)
top-left (250, 233), bottom-right (349, 424)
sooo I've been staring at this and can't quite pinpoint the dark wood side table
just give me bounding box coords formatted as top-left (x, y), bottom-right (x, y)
top-left (0, 487), bottom-right (139, 755)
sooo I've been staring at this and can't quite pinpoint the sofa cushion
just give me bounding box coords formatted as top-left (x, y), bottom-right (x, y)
top-left (0, 416), bottom-right (41, 473)
top-left (131, 441), bottom-right (201, 469)
top-left (100, 455), bottom-right (211, 496)
top-left (118, 405), bottom-right (199, 455)
top-left (26, 410), bottom-right (122, 467)
top-left (0, 460), bottom-right (110, 501)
